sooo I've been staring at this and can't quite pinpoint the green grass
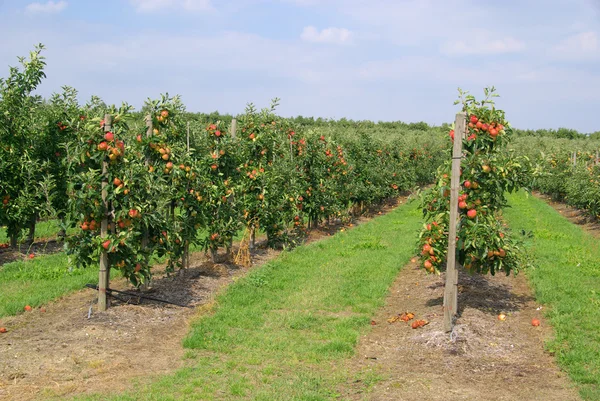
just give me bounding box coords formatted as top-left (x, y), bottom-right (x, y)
top-left (69, 198), bottom-right (424, 401)
top-left (0, 219), bottom-right (77, 244)
top-left (0, 252), bottom-right (102, 316)
top-left (505, 191), bottom-right (600, 401)
top-left (0, 224), bottom-right (251, 319)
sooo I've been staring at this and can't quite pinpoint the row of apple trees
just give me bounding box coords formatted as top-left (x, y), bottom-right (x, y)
top-left (510, 136), bottom-right (600, 220)
top-left (1, 47), bottom-right (449, 286)
top-left (62, 95), bottom-right (447, 285)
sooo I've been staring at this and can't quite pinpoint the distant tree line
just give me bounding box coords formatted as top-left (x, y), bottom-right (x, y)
top-left (166, 110), bottom-right (598, 139)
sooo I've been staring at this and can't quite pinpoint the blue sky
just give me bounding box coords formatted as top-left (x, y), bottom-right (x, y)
top-left (1, 0), bottom-right (599, 132)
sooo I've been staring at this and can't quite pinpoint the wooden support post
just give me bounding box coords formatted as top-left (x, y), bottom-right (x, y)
top-left (573, 151), bottom-right (577, 167)
top-left (137, 116), bottom-right (153, 289)
top-left (145, 115), bottom-right (153, 152)
top-left (230, 118), bottom-right (237, 138)
top-left (443, 112), bottom-right (466, 333)
top-left (98, 114), bottom-right (112, 311)
top-left (183, 241), bottom-right (190, 269)
top-left (596, 151), bottom-right (599, 166)
top-left (184, 120), bottom-right (191, 269)
top-left (186, 121), bottom-right (190, 152)
top-left (249, 226), bottom-right (256, 250)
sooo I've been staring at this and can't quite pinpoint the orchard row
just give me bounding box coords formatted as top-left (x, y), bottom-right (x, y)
top-left (519, 141), bottom-right (600, 219)
top-left (67, 97), bottom-right (447, 285)
top-left (0, 47), bottom-right (447, 285)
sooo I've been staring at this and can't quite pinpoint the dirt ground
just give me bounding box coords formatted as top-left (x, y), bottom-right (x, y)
top-left (0, 199), bottom-right (402, 401)
top-left (342, 261), bottom-right (582, 401)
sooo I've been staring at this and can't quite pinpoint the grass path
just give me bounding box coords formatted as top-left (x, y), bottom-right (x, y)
top-left (0, 252), bottom-right (101, 317)
top-left (505, 191), bottom-right (600, 401)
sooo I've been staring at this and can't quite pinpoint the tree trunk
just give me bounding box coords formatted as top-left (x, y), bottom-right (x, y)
top-left (57, 216), bottom-right (67, 239)
top-left (9, 233), bottom-right (18, 249)
top-left (226, 239), bottom-right (233, 260)
top-left (182, 240), bottom-right (190, 269)
top-left (7, 222), bottom-right (19, 249)
top-left (26, 212), bottom-right (37, 244)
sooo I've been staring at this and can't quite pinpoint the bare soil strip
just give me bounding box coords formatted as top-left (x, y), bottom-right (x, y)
top-left (342, 261), bottom-right (581, 401)
top-left (0, 249), bottom-right (260, 400)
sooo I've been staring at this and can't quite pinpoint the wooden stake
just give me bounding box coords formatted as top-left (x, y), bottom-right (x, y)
top-left (230, 118), bottom-right (237, 138)
top-left (443, 112), bottom-right (466, 333)
top-left (183, 241), bottom-right (190, 269)
top-left (138, 115), bottom-right (153, 289)
top-left (249, 226), bottom-right (256, 250)
top-left (186, 121), bottom-right (190, 152)
top-left (184, 120), bottom-right (190, 269)
top-left (98, 114), bottom-right (112, 311)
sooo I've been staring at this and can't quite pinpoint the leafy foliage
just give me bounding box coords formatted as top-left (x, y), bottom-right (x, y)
top-left (418, 87), bottom-right (531, 276)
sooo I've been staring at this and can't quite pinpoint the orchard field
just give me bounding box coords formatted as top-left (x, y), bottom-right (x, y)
top-left (1, 46), bottom-right (600, 400)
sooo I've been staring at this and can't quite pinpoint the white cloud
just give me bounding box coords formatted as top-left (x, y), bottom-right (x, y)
top-left (67, 31), bottom-right (339, 83)
top-left (300, 26), bottom-right (352, 45)
top-left (25, 1), bottom-right (67, 14)
top-left (441, 35), bottom-right (526, 56)
top-left (553, 31), bottom-right (599, 59)
top-left (130, 0), bottom-right (213, 13)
